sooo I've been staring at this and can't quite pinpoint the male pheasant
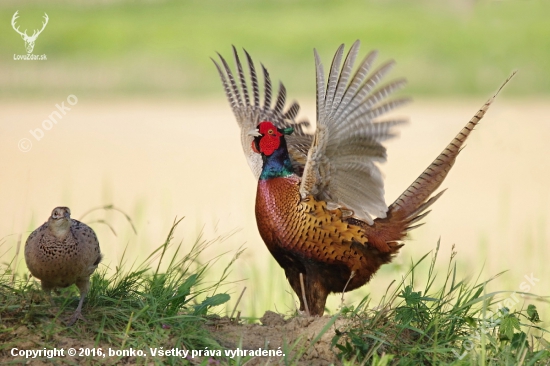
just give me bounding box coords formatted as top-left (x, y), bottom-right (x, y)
top-left (25, 207), bottom-right (102, 325)
top-left (214, 41), bottom-right (513, 316)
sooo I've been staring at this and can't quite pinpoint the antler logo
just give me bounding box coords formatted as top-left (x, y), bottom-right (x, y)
top-left (11, 11), bottom-right (49, 54)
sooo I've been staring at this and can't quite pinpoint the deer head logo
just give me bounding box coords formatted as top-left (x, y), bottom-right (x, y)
top-left (11, 11), bottom-right (49, 54)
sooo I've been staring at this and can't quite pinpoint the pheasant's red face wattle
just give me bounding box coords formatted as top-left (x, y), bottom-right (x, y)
top-left (257, 121), bottom-right (282, 156)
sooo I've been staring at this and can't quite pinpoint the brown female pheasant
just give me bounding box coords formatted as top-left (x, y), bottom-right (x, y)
top-left (25, 207), bottom-right (102, 325)
top-left (214, 41), bottom-right (513, 316)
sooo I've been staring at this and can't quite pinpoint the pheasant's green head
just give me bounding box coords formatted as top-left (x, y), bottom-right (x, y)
top-left (249, 121), bottom-right (293, 156)
top-left (249, 121), bottom-right (294, 179)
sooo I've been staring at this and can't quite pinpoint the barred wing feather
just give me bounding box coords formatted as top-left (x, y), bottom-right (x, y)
top-left (300, 40), bottom-right (410, 224)
top-left (212, 47), bottom-right (312, 178)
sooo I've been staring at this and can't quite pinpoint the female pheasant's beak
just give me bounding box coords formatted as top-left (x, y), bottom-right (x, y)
top-left (248, 128), bottom-right (261, 137)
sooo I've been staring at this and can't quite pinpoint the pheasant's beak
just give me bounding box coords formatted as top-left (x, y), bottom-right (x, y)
top-left (247, 128), bottom-right (261, 137)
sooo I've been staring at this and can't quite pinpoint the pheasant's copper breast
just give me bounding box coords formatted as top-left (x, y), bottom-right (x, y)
top-left (255, 174), bottom-right (387, 291)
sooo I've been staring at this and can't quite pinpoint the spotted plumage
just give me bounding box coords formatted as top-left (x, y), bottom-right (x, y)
top-left (25, 207), bottom-right (102, 325)
top-left (255, 173), bottom-right (399, 315)
top-left (215, 41), bottom-right (514, 315)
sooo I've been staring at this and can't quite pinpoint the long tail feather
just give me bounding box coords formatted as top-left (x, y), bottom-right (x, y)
top-left (389, 71), bottom-right (517, 219)
top-left (364, 72), bottom-right (516, 252)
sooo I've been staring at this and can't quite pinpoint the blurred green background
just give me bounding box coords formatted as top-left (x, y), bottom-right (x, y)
top-left (1, 0), bottom-right (549, 98)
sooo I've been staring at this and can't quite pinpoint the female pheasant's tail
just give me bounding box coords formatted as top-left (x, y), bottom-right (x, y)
top-left (365, 72), bottom-right (516, 252)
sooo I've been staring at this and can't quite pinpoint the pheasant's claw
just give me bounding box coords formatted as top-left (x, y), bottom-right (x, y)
top-left (66, 311), bottom-right (87, 326)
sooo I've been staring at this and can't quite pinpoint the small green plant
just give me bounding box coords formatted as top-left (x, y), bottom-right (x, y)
top-left (332, 240), bottom-right (550, 365)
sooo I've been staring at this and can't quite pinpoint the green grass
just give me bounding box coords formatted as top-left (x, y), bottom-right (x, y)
top-left (0, 218), bottom-right (241, 365)
top-left (1, 0), bottom-right (549, 97)
top-left (332, 241), bottom-right (550, 365)
top-left (1, 215), bottom-right (548, 365)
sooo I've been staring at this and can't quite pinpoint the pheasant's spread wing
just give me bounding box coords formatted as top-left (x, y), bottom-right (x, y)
top-left (299, 41), bottom-right (410, 224)
top-left (213, 47), bottom-right (313, 178)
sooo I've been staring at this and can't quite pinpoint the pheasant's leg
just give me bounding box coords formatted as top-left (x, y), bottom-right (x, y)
top-left (66, 278), bottom-right (89, 326)
top-left (340, 270), bottom-right (356, 304)
top-left (304, 269), bottom-right (329, 316)
top-left (299, 273), bottom-right (311, 316)
top-left (286, 272), bottom-right (305, 311)
top-left (40, 282), bottom-right (55, 306)
top-left (283, 262), bottom-right (307, 312)
top-left (287, 267), bottom-right (329, 315)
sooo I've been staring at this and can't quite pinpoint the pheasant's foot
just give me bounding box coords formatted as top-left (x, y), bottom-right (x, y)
top-left (296, 316), bottom-right (315, 327)
top-left (66, 311), bottom-right (87, 326)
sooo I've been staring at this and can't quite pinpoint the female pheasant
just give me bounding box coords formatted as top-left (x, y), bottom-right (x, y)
top-left (213, 41), bottom-right (513, 316)
top-left (25, 207), bottom-right (102, 325)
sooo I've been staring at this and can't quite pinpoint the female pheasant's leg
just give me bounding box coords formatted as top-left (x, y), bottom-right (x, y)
top-left (40, 282), bottom-right (56, 306)
top-left (66, 278), bottom-right (90, 326)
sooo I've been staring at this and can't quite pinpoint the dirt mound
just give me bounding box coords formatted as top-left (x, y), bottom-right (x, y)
top-left (207, 311), bottom-right (348, 365)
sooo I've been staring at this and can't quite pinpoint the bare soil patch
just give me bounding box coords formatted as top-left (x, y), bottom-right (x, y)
top-left (207, 311), bottom-right (349, 365)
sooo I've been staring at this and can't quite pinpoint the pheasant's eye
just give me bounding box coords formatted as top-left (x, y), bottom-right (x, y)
top-left (268, 129), bottom-right (274, 135)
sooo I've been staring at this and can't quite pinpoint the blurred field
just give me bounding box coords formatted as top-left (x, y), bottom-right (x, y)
top-left (1, 0), bottom-right (549, 97)
top-left (1, 0), bottom-right (549, 321)
top-left (1, 97), bottom-right (549, 319)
